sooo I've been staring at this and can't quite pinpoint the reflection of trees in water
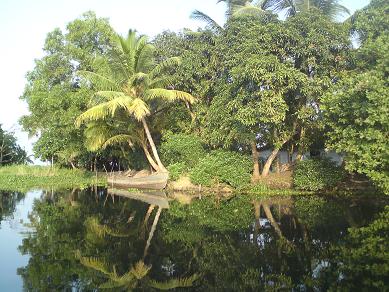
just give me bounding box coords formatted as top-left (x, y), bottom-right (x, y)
top-left (0, 191), bottom-right (25, 224)
top-left (157, 194), bottom-right (387, 291)
top-left (17, 188), bottom-right (198, 291)
top-left (16, 188), bottom-right (387, 291)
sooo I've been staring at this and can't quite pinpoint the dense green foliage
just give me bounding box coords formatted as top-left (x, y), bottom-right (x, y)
top-left (323, 206), bottom-right (389, 290)
top-left (322, 0), bottom-right (389, 194)
top-left (20, 12), bottom-right (117, 169)
top-left (190, 150), bottom-right (252, 188)
top-left (0, 165), bottom-right (104, 192)
top-left (293, 158), bottom-right (344, 191)
top-left (18, 0), bottom-right (388, 193)
top-left (0, 125), bottom-right (30, 165)
top-left (8, 187), bottom-right (386, 291)
top-left (160, 132), bottom-right (206, 168)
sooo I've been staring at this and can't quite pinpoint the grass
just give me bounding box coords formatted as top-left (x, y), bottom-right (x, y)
top-left (0, 165), bottom-right (107, 192)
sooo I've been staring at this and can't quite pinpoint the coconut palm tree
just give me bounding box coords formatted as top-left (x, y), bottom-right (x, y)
top-left (78, 254), bottom-right (199, 290)
top-left (76, 30), bottom-right (195, 172)
top-left (191, 0), bottom-right (273, 33)
top-left (260, 0), bottom-right (350, 19)
top-left (191, 0), bottom-right (349, 31)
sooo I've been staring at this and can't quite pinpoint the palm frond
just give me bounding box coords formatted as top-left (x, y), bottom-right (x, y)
top-left (128, 72), bottom-right (149, 87)
top-left (95, 91), bottom-right (126, 100)
top-left (77, 70), bottom-right (120, 91)
top-left (99, 279), bottom-right (125, 289)
top-left (83, 122), bottom-right (113, 151)
top-left (130, 261), bottom-right (151, 280)
top-left (134, 36), bottom-right (155, 73)
top-left (149, 274), bottom-right (199, 290)
top-left (75, 103), bottom-right (111, 127)
top-left (85, 216), bottom-right (129, 238)
top-left (148, 76), bottom-right (175, 89)
top-left (190, 10), bottom-right (223, 33)
top-left (126, 98), bottom-right (150, 121)
top-left (79, 255), bottom-right (112, 275)
top-left (101, 134), bottom-right (134, 149)
top-left (232, 3), bottom-right (268, 18)
top-left (114, 270), bottom-right (137, 287)
top-left (149, 57), bottom-right (181, 79)
top-left (146, 89), bottom-right (196, 104)
top-left (265, 0), bottom-right (297, 16)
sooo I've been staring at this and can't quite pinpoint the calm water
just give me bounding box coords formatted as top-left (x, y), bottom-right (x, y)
top-left (0, 188), bottom-right (388, 291)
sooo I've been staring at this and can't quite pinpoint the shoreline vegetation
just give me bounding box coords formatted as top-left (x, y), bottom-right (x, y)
top-left (0, 164), bottom-right (379, 197)
top-left (0, 165), bottom-right (105, 192)
top-left (2, 1), bottom-right (387, 196)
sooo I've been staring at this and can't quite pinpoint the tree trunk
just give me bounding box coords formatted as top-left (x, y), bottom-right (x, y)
top-left (295, 127), bottom-right (305, 162)
top-left (141, 117), bottom-right (167, 172)
top-left (262, 148), bottom-right (280, 177)
top-left (262, 203), bottom-right (284, 239)
top-left (251, 141), bottom-right (261, 182)
top-left (143, 206), bottom-right (162, 259)
top-left (262, 136), bottom-right (291, 177)
top-left (275, 154), bottom-right (281, 174)
top-left (141, 142), bottom-right (160, 172)
top-left (70, 161), bottom-right (77, 169)
top-left (253, 201), bottom-right (261, 241)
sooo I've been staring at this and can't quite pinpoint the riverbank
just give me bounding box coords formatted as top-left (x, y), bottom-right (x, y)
top-left (0, 165), bottom-right (106, 192)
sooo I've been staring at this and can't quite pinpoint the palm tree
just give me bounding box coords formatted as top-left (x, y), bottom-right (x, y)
top-left (191, 0), bottom-right (349, 30)
top-left (264, 0), bottom-right (350, 19)
top-left (78, 254), bottom-right (199, 290)
top-left (191, 0), bottom-right (273, 33)
top-left (76, 30), bottom-right (195, 172)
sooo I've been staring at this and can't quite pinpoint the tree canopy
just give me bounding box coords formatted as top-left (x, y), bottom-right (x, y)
top-left (18, 0), bottom-right (389, 193)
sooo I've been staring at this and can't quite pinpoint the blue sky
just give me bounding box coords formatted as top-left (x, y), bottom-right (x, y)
top-left (0, 0), bottom-right (370, 159)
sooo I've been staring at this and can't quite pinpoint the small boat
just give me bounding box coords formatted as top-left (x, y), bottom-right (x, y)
top-left (107, 188), bottom-right (169, 209)
top-left (107, 172), bottom-right (169, 190)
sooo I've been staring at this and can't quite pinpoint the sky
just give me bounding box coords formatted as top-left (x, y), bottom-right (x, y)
top-left (0, 0), bottom-right (370, 161)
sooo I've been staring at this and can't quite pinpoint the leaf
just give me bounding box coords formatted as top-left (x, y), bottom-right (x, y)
top-left (130, 261), bottom-right (151, 280)
top-left (77, 70), bottom-right (120, 91)
top-left (146, 89), bottom-right (195, 104)
top-left (149, 274), bottom-right (199, 290)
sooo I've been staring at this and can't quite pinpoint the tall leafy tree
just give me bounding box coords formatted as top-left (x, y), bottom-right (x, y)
top-left (322, 0), bottom-right (389, 193)
top-left (20, 12), bottom-right (116, 168)
top-left (201, 11), bottom-right (349, 178)
top-left (76, 30), bottom-right (195, 172)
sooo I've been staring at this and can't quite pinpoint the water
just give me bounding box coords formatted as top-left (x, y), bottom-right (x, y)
top-left (0, 188), bottom-right (388, 291)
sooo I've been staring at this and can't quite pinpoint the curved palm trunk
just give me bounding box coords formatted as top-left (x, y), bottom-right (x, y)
top-left (143, 206), bottom-right (162, 259)
top-left (141, 142), bottom-right (160, 172)
top-left (141, 117), bottom-right (167, 172)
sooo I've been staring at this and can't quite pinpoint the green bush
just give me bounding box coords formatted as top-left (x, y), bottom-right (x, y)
top-left (293, 157), bottom-right (344, 191)
top-left (167, 162), bottom-right (187, 181)
top-left (160, 132), bottom-right (206, 168)
top-left (189, 150), bottom-right (252, 188)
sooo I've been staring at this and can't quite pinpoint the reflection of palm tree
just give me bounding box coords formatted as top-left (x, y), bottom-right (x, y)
top-left (77, 253), bottom-right (199, 290)
top-left (143, 206), bottom-right (162, 259)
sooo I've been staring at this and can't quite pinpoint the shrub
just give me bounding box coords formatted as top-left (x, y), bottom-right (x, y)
top-left (293, 157), bottom-right (344, 191)
top-left (160, 132), bottom-right (206, 168)
top-left (167, 162), bottom-right (187, 181)
top-left (189, 150), bottom-right (252, 188)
